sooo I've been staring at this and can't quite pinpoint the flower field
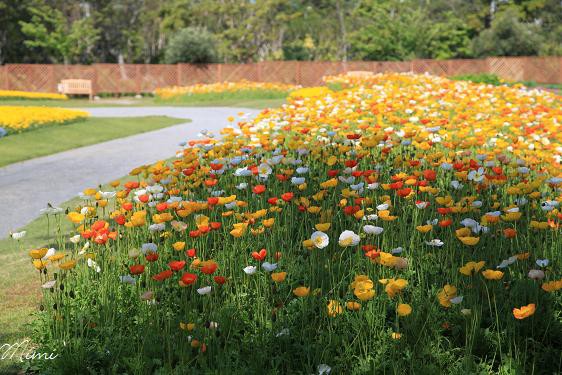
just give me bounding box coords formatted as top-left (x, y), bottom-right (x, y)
top-left (0, 106), bottom-right (88, 135)
top-left (0, 90), bottom-right (67, 100)
top-left (154, 80), bottom-right (299, 102)
top-left (27, 74), bottom-right (561, 374)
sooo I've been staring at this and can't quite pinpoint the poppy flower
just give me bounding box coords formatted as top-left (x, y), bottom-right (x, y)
top-left (200, 261), bottom-right (218, 275)
top-left (129, 264), bottom-right (145, 275)
top-left (213, 276), bottom-right (227, 285)
top-left (145, 252), bottom-right (159, 262)
top-left (251, 249), bottom-right (267, 261)
top-left (180, 273), bottom-right (198, 285)
top-left (153, 270), bottom-right (173, 281)
top-left (186, 248), bottom-right (197, 257)
top-left (252, 185), bottom-right (266, 194)
top-left (271, 272), bottom-right (287, 283)
top-left (397, 303), bottom-right (412, 316)
top-left (513, 303), bottom-right (536, 319)
top-left (293, 286), bottom-right (310, 297)
top-left (169, 260), bottom-right (186, 272)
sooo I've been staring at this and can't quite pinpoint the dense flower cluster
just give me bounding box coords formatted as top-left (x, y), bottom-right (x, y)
top-left (0, 89), bottom-right (68, 100)
top-left (154, 80), bottom-right (300, 99)
top-left (28, 73), bottom-right (562, 373)
top-left (0, 106), bottom-right (88, 132)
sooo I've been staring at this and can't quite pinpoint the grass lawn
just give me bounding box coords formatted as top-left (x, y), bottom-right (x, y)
top-left (0, 96), bottom-right (286, 109)
top-left (0, 116), bottom-right (185, 167)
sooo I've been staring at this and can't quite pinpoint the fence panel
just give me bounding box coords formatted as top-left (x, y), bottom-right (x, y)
top-left (0, 58), bottom-right (560, 94)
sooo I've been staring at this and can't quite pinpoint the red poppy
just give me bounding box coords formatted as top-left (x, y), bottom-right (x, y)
top-left (365, 250), bottom-right (381, 259)
top-left (281, 192), bottom-right (294, 202)
top-left (503, 228), bottom-right (517, 238)
top-left (327, 170), bottom-right (339, 177)
top-left (181, 273), bottom-right (198, 285)
top-left (267, 197), bottom-right (279, 205)
top-left (114, 214), bottom-right (126, 225)
top-left (347, 133), bottom-right (361, 140)
top-left (92, 220), bottom-right (108, 231)
top-left (344, 160), bottom-right (358, 168)
top-left (207, 197), bottom-right (219, 206)
top-left (205, 179), bottom-right (218, 187)
top-left (153, 269), bottom-right (173, 282)
top-left (423, 170), bottom-right (437, 181)
top-left (253, 185), bottom-right (266, 194)
top-left (124, 181), bottom-right (140, 190)
top-left (210, 163), bottom-right (223, 170)
top-left (156, 203), bottom-right (168, 212)
top-left (138, 194), bottom-right (150, 203)
top-left (145, 252), bottom-right (159, 262)
top-left (439, 218), bottom-right (453, 227)
top-left (94, 233), bottom-right (108, 245)
top-left (437, 207), bottom-right (452, 215)
top-left (397, 188), bottom-right (412, 197)
top-left (389, 181), bottom-right (404, 190)
top-left (213, 276), bottom-right (227, 285)
top-left (210, 222), bottom-right (222, 230)
top-left (201, 262), bottom-right (218, 275)
top-left (362, 244), bottom-right (376, 252)
top-left (297, 205), bottom-right (306, 212)
top-left (186, 248), bottom-right (197, 257)
top-left (122, 202), bottom-right (133, 211)
top-left (276, 174), bottom-right (288, 181)
top-left (182, 167), bottom-right (195, 176)
top-left (251, 248), bottom-right (267, 261)
top-left (189, 230), bottom-right (201, 238)
top-left (129, 264), bottom-right (145, 275)
top-left (169, 260), bottom-right (186, 272)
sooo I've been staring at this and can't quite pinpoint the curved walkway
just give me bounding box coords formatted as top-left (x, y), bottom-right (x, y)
top-left (0, 107), bottom-right (259, 237)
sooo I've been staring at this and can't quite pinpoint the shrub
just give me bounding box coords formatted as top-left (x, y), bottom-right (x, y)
top-left (450, 73), bottom-right (503, 86)
top-left (164, 27), bottom-right (218, 64)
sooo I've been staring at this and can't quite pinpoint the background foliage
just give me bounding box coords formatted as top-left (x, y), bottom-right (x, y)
top-left (0, 0), bottom-right (560, 64)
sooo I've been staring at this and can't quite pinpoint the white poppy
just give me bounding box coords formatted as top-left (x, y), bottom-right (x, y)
top-left (69, 234), bottom-right (81, 244)
top-left (338, 230), bottom-right (360, 247)
top-left (262, 262), bottom-right (278, 272)
top-left (119, 275), bottom-right (136, 284)
top-left (528, 269), bottom-right (545, 280)
top-left (311, 231), bottom-right (329, 249)
top-left (243, 266), bottom-right (257, 275)
top-left (197, 286), bottom-right (212, 295)
top-left (41, 280), bottom-right (56, 289)
top-left (425, 239), bottom-right (444, 247)
top-left (10, 231), bottom-right (26, 240)
top-left (318, 364), bottom-right (331, 375)
top-left (363, 225), bottom-right (384, 235)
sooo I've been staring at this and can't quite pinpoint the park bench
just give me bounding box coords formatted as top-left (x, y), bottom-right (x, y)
top-left (57, 79), bottom-right (93, 100)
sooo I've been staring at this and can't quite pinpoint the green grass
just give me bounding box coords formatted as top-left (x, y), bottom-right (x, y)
top-left (0, 96), bottom-right (286, 109)
top-left (0, 197), bottom-right (88, 374)
top-left (0, 116), bottom-right (185, 167)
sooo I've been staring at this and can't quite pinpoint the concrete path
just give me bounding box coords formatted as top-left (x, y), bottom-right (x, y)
top-left (0, 107), bottom-right (259, 237)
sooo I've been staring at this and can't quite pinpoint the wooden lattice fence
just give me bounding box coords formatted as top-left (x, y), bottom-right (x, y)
top-left (0, 57), bottom-right (560, 95)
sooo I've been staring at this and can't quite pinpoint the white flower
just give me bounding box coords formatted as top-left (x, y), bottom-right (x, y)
top-left (87, 258), bottom-right (101, 273)
top-left (415, 201), bottom-right (429, 209)
top-left (318, 364), bottom-right (331, 375)
top-left (291, 177), bottom-right (306, 185)
top-left (425, 239), bottom-right (444, 247)
top-left (69, 234), bottom-right (81, 244)
top-left (450, 296), bottom-right (464, 305)
top-left (235, 183), bottom-right (248, 190)
top-left (536, 259), bottom-right (549, 268)
top-left (311, 231), bottom-right (329, 249)
top-left (120, 275), bottom-right (136, 284)
top-left (41, 280), bottom-right (56, 289)
top-left (451, 180), bottom-right (463, 190)
top-left (363, 225), bottom-right (384, 235)
top-left (78, 241), bottom-right (90, 255)
top-left (197, 286), bottom-right (212, 295)
top-left (243, 266), bottom-right (257, 275)
top-left (338, 230), bottom-right (360, 247)
top-left (262, 262), bottom-right (278, 272)
top-left (467, 167), bottom-right (485, 182)
top-left (98, 191), bottom-right (116, 199)
top-left (497, 256), bottom-right (517, 269)
top-left (141, 243), bottom-right (157, 255)
top-left (391, 247), bottom-right (403, 254)
top-left (42, 248), bottom-right (56, 260)
top-left (376, 203), bottom-right (389, 211)
top-left (275, 328), bottom-right (290, 337)
top-left (471, 200), bottom-right (483, 208)
top-left (528, 269), bottom-right (545, 280)
top-left (10, 231), bottom-right (26, 240)
top-left (258, 163), bottom-right (272, 177)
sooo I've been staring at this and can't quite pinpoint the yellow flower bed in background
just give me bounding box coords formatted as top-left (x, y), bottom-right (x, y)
top-left (0, 90), bottom-right (68, 100)
top-left (0, 106), bottom-right (88, 133)
top-left (155, 80), bottom-right (300, 99)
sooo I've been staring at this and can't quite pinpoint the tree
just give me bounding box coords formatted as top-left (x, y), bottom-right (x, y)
top-left (472, 7), bottom-right (543, 57)
top-left (164, 27), bottom-right (218, 64)
top-left (19, 2), bottom-right (100, 64)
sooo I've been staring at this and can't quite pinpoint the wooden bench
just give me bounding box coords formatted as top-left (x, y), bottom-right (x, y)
top-left (58, 79), bottom-right (93, 100)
